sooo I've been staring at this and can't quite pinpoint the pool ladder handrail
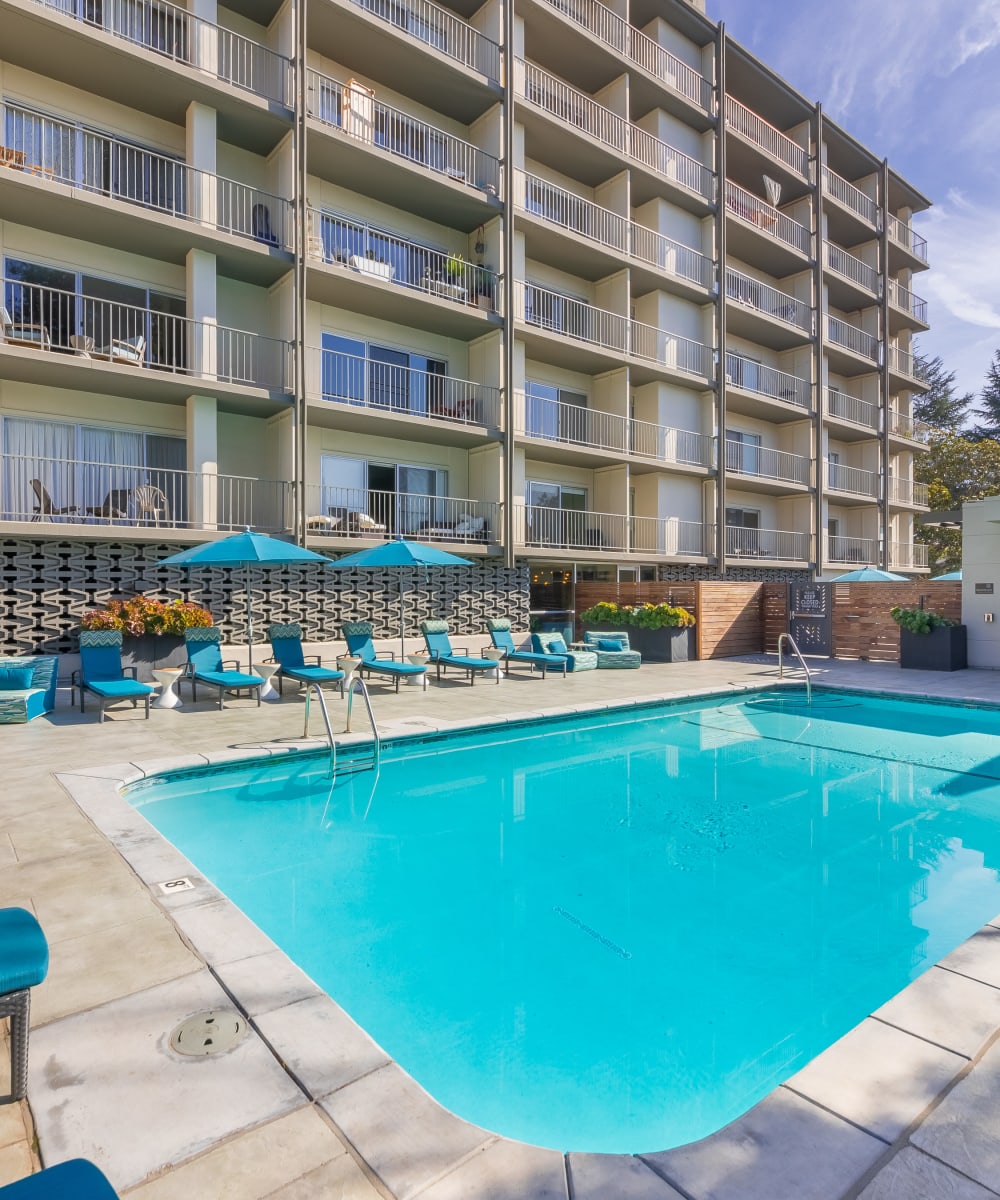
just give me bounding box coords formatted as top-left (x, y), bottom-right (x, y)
top-left (302, 681), bottom-right (338, 777)
top-left (345, 675), bottom-right (381, 770)
top-left (777, 632), bottom-right (812, 705)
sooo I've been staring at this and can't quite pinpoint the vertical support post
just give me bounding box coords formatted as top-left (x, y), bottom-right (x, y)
top-left (293, 0), bottom-right (309, 545)
top-left (813, 105), bottom-right (825, 575)
top-left (501, 0), bottom-right (515, 568)
top-left (714, 24), bottom-right (727, 574)
top-left (186, 394), bottom-right (218, 529)
top-left (185, 101), bottom-right (217, 228)
top-left (879, 159), bottom-right (891, 571)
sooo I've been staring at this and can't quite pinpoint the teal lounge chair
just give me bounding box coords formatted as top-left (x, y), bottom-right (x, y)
top-left (72, 631), bottom-right (155, 722)
top-left (486, 618), bottom-right (567, 678)
top-left (420, 619), bottom-right (499, 685)
top-left (0, 907), bottom-right (48, 1102)
top-left (0, 1159), bottom-right (119, 1199)
top-left (184, 628), bottom-right (263, 709)
top-left (267, 623), bottom-right (345, 696)
top-left (581, 630), bottom-right (642, 669)
top-left (531, 631), bottom-right (598, 672)
top-left (342, 622), bottom-right (427, 692)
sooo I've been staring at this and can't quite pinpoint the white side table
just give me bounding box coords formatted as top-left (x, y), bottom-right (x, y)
top-left (406, 654), bottom-right (430, 688)
top-left (336, 656), bottom-right (362, 692)
top-left (152, 667), bottom-right (184, 709)
top-left (482, 648), bottom-right (505, 680)
top-left (254, 661), bottom-right (282, 702)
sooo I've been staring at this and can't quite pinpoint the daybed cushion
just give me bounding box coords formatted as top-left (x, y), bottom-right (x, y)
top-left (597, 638), bottom-right (624, 652)
top-left (582, 631), bottom-right (642, 670)
top-left (0, 656), bottom-right (59, 724)
top-left (531, 633), bottom-right (598, 672)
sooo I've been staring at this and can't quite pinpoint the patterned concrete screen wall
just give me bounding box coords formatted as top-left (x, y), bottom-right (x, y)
top-left (0, 538), bottom-right (529, 657)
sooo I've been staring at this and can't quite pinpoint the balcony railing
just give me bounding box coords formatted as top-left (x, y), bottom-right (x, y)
top-left (826, 461), bottom-right (877, 498)
top-left (725, 96), bottom-right (809, 178)
top-left (889, 541), bottom-right (929, 569)
top-left (309, 209), bottom-right (500, 309)
top-left (887, 215), bottom-right (929, 265)
top-left (889, 409), bottom-right (919, 440)
top-left (724, 182), bottom-right (810, 256)
top-left (725, 439), bottom-right (811, 486)
top-left (628, 320), bottom-right (715, 378)
top-left (726, 525), bottom-right (809, 561)
top-left (517, 503), bottom-right (628, 552)
top-left (516, 171), bottom-right (714, 289)
top-left (0, 102), bottom-right (292, 249)
top-left (1, 277), bottom-right (292, 390)
top-left (2, 453), bottom-right (290, 531)
top-left (33, 0), bottom-right (293, 105)
top-left (824, 241), bottom-right (878, 295)
top-left (352, 0), bottom-right (501, 82)
top-left (888, 344), bottom-right (919, 381)
top-left (307, 72), bottom-right (501, 196)
top-left (825, 389), bottom-right (877, 431)
top-left (725, 354), bottom-right (811, 410)
top-left (305, 486), bottom-right (498, 543)
top-left (821, 166), bottom-right (877, 227)
top-left (630, 517), bottom-right (712, 556)
top-left (725, 268), bottom-right (812, 333)
top-left (888, 478), bottom-right (929, 507)
top-left (518, 61), bottom-right (715, 202)
top-left (313, 349), bottom-right (501, 427)
top-left (514, 392), bottom-right (714, 467)
top-left (888, 279), bottom-right (928, 324)
top-left (826, 315), bottom-right (877, 361)
top-left (827, 534), bottom-right (876, 565)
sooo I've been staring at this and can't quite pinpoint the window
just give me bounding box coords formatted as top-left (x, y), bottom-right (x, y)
top-left (725, 507), bottom-right (761, 556)
top-left (318, 454), bottom-right (448, 535)
top-left (526, 481), bottom-right (596, 547)
top-left (525, 382), bottom-right (589, 444)
top-left (524, 284), bottom-right (590, 340)
top-left (725, 430), bottom-right (762, 475)
top-left (320, 334), bottom-right (448, 417)
top-left (725, 352), bottom-right (761, 393)
top-left (828, 450), bottom-right (841, 489)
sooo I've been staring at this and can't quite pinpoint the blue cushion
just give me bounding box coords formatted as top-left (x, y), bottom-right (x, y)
top-left (597, 639), bottom-right (625, 652)
top-left (0, 667), bottom-right (34, 690)
top-left (0, 907), bottom-right (49, 995)
top-left (85, 679), bottom-right (155, 699)
top-left (195, 670), bottom-right (262, 690)
top-left (282, 666), bottom-right (344, 683)
top-left (0, 1158), bottom-right (119, 1199)
top-left (546, 635), bottom-right (568, 654)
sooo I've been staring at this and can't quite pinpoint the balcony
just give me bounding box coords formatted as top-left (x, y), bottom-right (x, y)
top-left (2, 454), bottom-right (290, 535)
top-left (725, 440), bottom-right (811, 490)
top-left (306, 71), bottom-right (501, 229)
top-left (306, 209), bottom-right (501, 337)
top-left (826, 534), bottom-right (877, 566)
top-left (821, 166), bottom-right (878, 231)
top-left (825, 314), bottom-right (878, 372)
top-left (515, 171), bottom-right (714, 294)
top-left (823, 241), bottom-right (879, 307)
top-left (630, 517), bottom-right (712, 557)
top-left (725, 268), bottom-right (813, 346)
top-left (516, 503), bottom-right (629, 553)
top-left (725, 354), bottom-right (811, 422)
top-left (888, 478), bottom-right (930, 508)
top-left (304, 486), bottom-right (499, 547)
top-left (725, 96), bottom-right (810, 182)
top-left (889, 541), bottom-right (929, 571)
top-left (309, 349), bottom-right (501, 442)
top-left (516, 60), bottom-right (715, 208)
top-left (887, 215), bottom-right (929, 268)
top-left (888, 409), bottom-right (924, 443)
top-left (826, 461), bottom-right (878, 501)
top-left (725, 525), bottom-right (810, 563)
top-left (513, 392), bottom-right (714, 470)
top-left (887, 344), bottom-right (928, 392)
top-left (349, 0), bottom-right (500, 83)
top-left (0, 277), bottom-right (292, 401)
top-left (724, 181), bottom-right (811, 272)
top-left (887, 279), bottom-right (929, 332)
top-left (824, 389), bottom-right (878, 438)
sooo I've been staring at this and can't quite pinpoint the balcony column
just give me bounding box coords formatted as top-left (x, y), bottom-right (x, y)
top-left (186, 247), bottom-right (218, 381)
top-left (187, 395), bottom-right (218, 530)
top-left (191, 0), bottom-right (219, 78)
top-left (186, 102), bottom-right (217, 230)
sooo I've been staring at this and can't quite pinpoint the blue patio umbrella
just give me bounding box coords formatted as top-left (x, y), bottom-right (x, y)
top-left (831, 566), bottom-right (908, 582)
top-left (327, 536), bottom-right (473, 657)
top-left (931, 569), bottom-right (962, 581)
top-left (158, 530), bottom-right (335, 670)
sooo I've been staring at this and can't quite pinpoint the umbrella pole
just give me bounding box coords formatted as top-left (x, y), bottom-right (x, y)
top-left (399, 577), bottom-right (406, 661)
top-left (246, 561), bottom-right (253, 674)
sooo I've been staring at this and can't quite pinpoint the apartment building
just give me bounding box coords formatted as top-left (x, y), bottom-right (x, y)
top-left (0, 0), bottom-right (931, 632)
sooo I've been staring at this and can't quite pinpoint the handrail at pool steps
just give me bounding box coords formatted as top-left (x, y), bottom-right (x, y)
top-left (345, 675), bottom-right (381, 770)
top-left (302, 681), bottom-right (338, 777)
top-left (777, 631), bottom-right (812, 704)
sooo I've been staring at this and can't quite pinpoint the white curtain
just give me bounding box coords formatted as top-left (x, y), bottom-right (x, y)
top-left (1, 418), bottom-right (75, 519)
top-left (78, 425), bottom-right (144, 513)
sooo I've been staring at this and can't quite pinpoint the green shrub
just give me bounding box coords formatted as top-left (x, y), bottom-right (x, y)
top-left (81, 596), bottom-right (214, 637)
top-left (580, 601), bottom-right (695, 629)
top-left (890, 606), bottom-right (956, 635)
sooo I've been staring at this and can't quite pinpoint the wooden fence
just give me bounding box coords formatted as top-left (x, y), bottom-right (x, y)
top-left (831, 582), bottom-right (961, 661)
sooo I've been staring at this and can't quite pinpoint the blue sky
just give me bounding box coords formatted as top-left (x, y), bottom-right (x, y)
top-left (707, 0), bottom-right (1000, 402)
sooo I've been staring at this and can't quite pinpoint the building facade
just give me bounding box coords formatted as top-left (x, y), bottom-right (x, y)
top-left (0, 0), bottom-right (930, 641)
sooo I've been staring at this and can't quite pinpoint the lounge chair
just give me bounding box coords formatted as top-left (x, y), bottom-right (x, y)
top-left (183, 628), bottom-right (263, 709)
top-left (0, 1158), bottom-right (120, 1199)
top-left (342, 621), bottom-right (427, 692)
top-left (531, 631), bottom-right (598, 672)
top-left (100, 334), bottom-right (146, 365)
top-left (0, 906), bottom-right (48, 1102)
top-left (581, 630), bottom-right (642, 669)
top-left (72, 631), bottom-right (155, 721)
top-left (30, 479), bottom-right (79, 520)
top-left (266, 623), bottom-right (345, 696)
top-left (420, 619), bottom-right (499, 685)
top-left (485, 618), bottom-right (567, 678)
top-left (85, 489), bottom-right (131, 521)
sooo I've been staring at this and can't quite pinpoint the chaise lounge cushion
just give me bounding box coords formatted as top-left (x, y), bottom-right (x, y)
top-left (582, 630), bottom-right (642, 669)
top-left (531, 632), bottom-right (598, 672)
top-left (0, 656), bottom-right (58, 724)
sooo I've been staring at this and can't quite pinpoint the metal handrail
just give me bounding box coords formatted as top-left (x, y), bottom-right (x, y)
top-left (777, 632), bottom-right (812, 704)
top-left (345, 675), bottom-right (381, 760)
top-left (302, 682), bottom-right (338, 777)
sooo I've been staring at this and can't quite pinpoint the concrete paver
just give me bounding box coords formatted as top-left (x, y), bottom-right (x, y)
top-left (566, 1152), bottom-right (687, 1199)
top-left (874, 964), bottom-right (1000, 1059)
top-left (855, 1147), bottom-right (1000, 1200)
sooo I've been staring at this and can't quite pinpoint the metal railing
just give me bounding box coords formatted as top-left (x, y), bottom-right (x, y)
top-left (725, 354), bottom-right (811, 410)
top-left (628, 319), bottom-right (715, 377)
top-left (889, 409), bottom-right (918, 440)
top-left (888, 279), bottom-right (928, 324)
top-left (827, 534), bottom-right (876, 564)
top-left (1, 453), bottom-right (290, 531)
top-left (0, 102), bottom-right (292, 249)
top-left (725, 439), bottom-right (811, 486)
top-left (630, 516), bottom-right (712, 556)
top-left (887, 215), bottom-right (929, 264)
top-left (518, 60), bottom-right (714, 202)
top-left (309, 209), bottom-right (500, 310)
top-left (824, 241), bottom-right (878, 295)
top-left (312, 349), bottom-right (501, 427)
top-left (307, 72), bottom-right (501, 196)
top-left (825, 389), bottom-right (877, 430)
top-left (888, 344), bottom-right (919, 380)
top-left (352, 0), bottom-right (501, 82)
top-left (725, 96), bottom-right (809, 177)
top-left (1, 276), bottom-right (292, 390)
top-left (516, 171), bottom-right (714, 289)
top-left (888, 478), bottom-right (930, 507)
top-left (724, 181), bottom-right (810, 255)
top-left (825, 314), bottom-right (878, 361)
top-left (777, 632), bottom-right (812, 703)
top-left (516, 503), bottom-right (628, 552)
top-left (305, 486), bottom-right (498, 542)
top-left (33, 0), bottom-right (293, 104)
top-left (726, 526), bottom-right (809, 561)
top-left (889, 541), bottom-right (929, 569)
top-left (725, 268), bottom-right (812, 332)
top-left (826, 461), bottom-right (877, 497)
top-left (821, 166), bottom-right (877, 226)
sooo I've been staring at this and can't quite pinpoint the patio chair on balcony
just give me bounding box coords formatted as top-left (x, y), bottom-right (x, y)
top-left (134, 485), bottom-right (170, 525)
top-left (85, 489), bottom-right (131, 521)
top-left (99, 334), bottom-right (146, 366)
top-left (1, 307), bottom-right (51, 350)
top-left (30, 479), bottom-right (79, 521)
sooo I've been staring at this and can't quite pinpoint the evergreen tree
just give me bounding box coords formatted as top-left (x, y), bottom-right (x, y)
top-left (971, 349), bottom-right (1000, 440)
top-left (912, 352), bottom-right (972, 431)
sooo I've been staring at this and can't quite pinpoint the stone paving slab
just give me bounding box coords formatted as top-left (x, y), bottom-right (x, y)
top-left (566, 1152), bottom-right (686, 1199)
top-left (213, 950), bottom-right (324, 1020)
top-left (855, 1147), bottom-right (1000, 1200)
top-left (412, 1139), bottom-right (569, 1200)
top-left (937, 926), bottom-right (1000, 990)
top-left (874, 965), bottom-right (1000, 1059)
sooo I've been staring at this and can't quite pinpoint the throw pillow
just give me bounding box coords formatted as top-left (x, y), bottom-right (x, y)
top-left (597, 639), bottom-right (624, 652)
top-left (547, 635), bottom-right (568, 654)
top-left (0, 666), bottom-right (34, 690)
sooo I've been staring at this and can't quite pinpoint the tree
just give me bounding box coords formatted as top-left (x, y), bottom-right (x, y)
top-left (915, 429), bottom-right (1000, 572)
top-left (971, 349), bottom-right (1000, 440)
top-left (912, 352), bottom-right (972, 431)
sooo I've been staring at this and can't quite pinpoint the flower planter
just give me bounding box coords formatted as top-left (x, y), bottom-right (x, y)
top-left (899, 625), bottom-right (967, 672)
top-left (120, 635), bottom-right (187, 681)
top-left (581, 622), bottom-right (696, 663)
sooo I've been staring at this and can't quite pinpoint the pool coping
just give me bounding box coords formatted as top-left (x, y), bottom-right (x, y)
top-left (53, 678), bottom-right (1000, 1200)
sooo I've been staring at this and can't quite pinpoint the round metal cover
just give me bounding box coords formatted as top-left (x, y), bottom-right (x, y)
top-left (169, 1010), bottom-right (247, 1057)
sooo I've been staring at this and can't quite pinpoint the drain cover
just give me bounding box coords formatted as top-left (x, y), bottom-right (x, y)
top-left (169, 1010), bottom-right (247, 1057)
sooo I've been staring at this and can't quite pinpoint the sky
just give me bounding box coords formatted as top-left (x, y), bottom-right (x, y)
top-left (706, 0), bottom-right (1000, 403)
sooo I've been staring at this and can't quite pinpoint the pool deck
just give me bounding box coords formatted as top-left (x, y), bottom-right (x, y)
top-left (3, 655), bottom-right (1000, 1199)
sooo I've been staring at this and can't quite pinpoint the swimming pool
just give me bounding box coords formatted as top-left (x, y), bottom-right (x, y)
top-left (128, 688), bottom-right (1000, 1154)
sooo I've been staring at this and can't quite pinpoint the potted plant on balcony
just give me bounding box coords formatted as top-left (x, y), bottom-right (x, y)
top-left (472, 264), bottom-right (494, 312)
top-left (891, 605), bottom-right (967, 671)
top-left (580, 601), bottom-right (697, 662)
top-left (80, 596), bottom-right (214, 678)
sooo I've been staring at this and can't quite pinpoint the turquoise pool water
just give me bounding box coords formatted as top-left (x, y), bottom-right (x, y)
top-left (128, 689), bottom-right (1000, 1153)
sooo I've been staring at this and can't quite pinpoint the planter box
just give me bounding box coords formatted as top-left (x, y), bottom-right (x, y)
top-left (581, 623), bottom-right (696, 663)
top-left (121, 635), bottom-right (187, 680)
top-left (899, 625), bottom-right (967, 672)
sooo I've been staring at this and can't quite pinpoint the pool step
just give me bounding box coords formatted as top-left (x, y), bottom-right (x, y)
top-left (743, 690), bottom-right (859, 711)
